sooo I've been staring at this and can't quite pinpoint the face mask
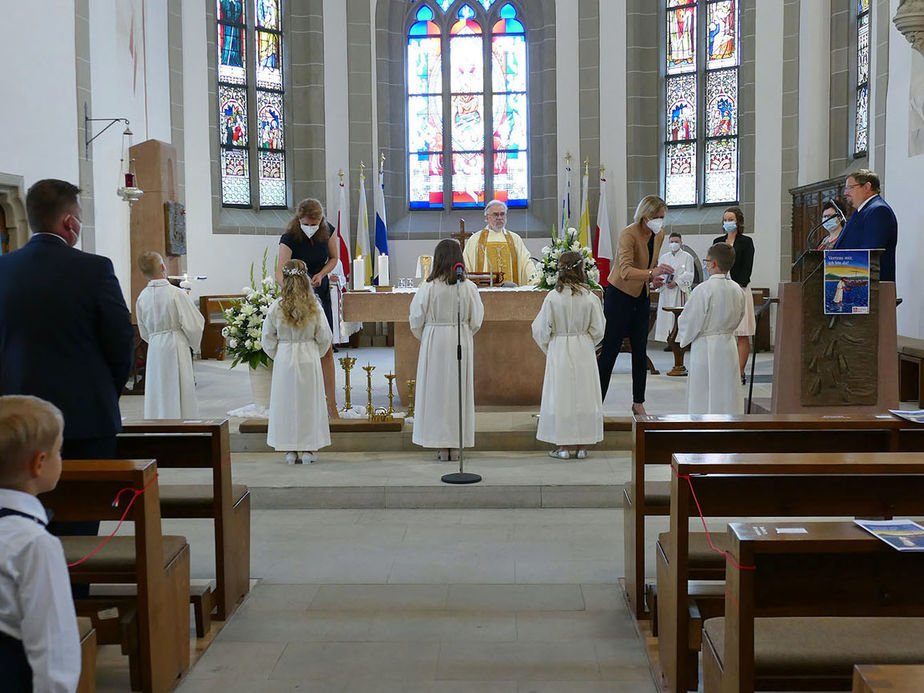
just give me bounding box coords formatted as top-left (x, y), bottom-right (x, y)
top-left (646, 218), bottom-right (665, 233)
top-left (300, 223), bottom-right (319, 238)
top-left (822, 217), bottom-right (839, 232)
top-left (669, 242), bottom-right (680, 252)
top-left (722, 221), bottom-right (737, 233)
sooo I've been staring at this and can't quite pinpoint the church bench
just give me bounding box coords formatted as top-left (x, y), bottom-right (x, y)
top-left (897, 336), bottom-right (924, 407)
top-left (657, 451), bottom-right (924, 693)
top-left (41, 459), bottom-right (190, 693)
top-left (701, 521), bottom-right (924, 693)
top-left (198, 294), bottom-right (244, 359)
top-left (76, 617), bottom-right (96, 693)
top-left (117, 419), bottom-right (250, 624)
top-left (625, 414), bottom-right (924, 620)
top-left (852, 664), bottom-right (924, 692)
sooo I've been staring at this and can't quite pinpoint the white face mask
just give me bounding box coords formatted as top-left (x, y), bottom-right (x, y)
top-left (722, 220), bottom-right (737, 233)
top-left (669, 242), bottom-right (680, 252)
top-left (301, 223), bottom-right (319, 238)
top-left (646, 218), bottom-right (665, 233)
top-left (822, 217), bottom-right (840, 232)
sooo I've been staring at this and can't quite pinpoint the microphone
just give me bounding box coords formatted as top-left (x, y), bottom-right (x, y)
top-left (791, 219), bottom-right (828, 270)
top-left (453, 262), bottom-right (465, 279)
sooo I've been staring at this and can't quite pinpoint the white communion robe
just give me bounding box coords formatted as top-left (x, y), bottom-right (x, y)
top-left (654, 248), bottom-right (695, 341)
top-left (261, 298), bottom-right (332, 451)
top-left (677, 273), bottom-right (746, 415)
top-left (135, 279), bottom-right (205, 419)
top-left (409, 278), bottom-right (484, 448)
top-left (531, 286), bottom-right (606, 446)
top-left (461, 228), bottom-right (539, 285)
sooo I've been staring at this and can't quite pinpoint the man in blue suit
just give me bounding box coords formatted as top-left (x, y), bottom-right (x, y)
top-left (0, 179), bottom-right (134, 461)
top-left (835, 169), bottom-right (899, 282)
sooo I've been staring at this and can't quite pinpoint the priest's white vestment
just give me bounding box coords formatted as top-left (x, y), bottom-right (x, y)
top-left (677, 273), bottom-right (746, 415)
top-left (531, 286), bottom-right (605, 446)
top-left (262, 298), bottom-right (332, 451)
top-left (653, 247), bottom-right (695, 341)
top-left (461, 228), bottom-right (539, 285)
top-left (135, 279), bottom-right (205, 419)
top-left (409, 278), bottom-right (484, 448)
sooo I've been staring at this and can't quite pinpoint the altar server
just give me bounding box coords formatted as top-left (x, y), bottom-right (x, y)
top-left (410, 239), bottom-right (484, 461)
top-left (532, 251), bottom-right (605, 459)
top-left (677, 243), bottom-right (746, 415)
top-left (653, 232), bottom-right (695, 342)
top-left (136, 251), bottom-right (205, 419)
top-left (262, 259), bottom-right (332, 464)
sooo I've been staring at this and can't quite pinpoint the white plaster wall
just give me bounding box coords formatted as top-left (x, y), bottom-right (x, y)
top-left (885, 0), bottom-right (924, 339)
top-left (599, 0), bottom-right (628, 232)
top-left (324, 0), bottom-right (351, 239)
top-left (0, 1), bottom-right (79, 191)
top-left (797, 0), bottom-right (831, 185)
top-left (555, 0), bottom-right (580, 231)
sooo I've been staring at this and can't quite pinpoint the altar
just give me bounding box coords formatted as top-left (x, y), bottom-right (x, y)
top-left (342, 287), bottom-right (548, 405)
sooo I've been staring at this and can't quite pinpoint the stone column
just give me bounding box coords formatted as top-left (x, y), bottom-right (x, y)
top-left (797, 0), bottom-right (832, 185)
top-left (894, 0), bottom-right (924, 56)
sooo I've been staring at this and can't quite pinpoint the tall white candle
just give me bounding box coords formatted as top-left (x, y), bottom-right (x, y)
top-left (377, 254), bottom-right (390, 286)
top-left (353, 257), bottom-right (365, 290)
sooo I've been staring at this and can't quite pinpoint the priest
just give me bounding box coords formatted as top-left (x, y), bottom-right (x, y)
top-left (462, 200), bottom-right (538, 286)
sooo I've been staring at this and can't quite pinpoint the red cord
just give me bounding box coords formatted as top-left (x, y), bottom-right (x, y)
top-left (66, 474), bottom-right (159, 568)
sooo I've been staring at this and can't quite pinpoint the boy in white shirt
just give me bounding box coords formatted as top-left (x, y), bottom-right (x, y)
top-left (0, 395), bottom-right (80, 692)
top-left (677, 243), bottom-right (746, 415)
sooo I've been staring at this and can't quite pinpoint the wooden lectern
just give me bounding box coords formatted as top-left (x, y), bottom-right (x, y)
top-left (772, 249), bottom-right (897, 414)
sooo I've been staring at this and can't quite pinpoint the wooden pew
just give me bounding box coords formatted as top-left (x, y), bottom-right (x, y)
top-left (625, 414), bottom-right (924, 619)
top-left (657, 451), bottom-right (924, 693)
top-left (41, 460), bottom-right (190, 693)
top-left (117, 419), bottom-right (250, 625)
top-left (853, 664), bottom-right (924, 692)
top-left (702, 521), bottom-right (924, 692)
top-left (199, 294), bottom-right (244, 359)
top-left (76, 617), bottom-right (96, 693)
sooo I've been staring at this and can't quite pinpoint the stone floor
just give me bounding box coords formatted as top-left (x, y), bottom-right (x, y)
top-left (95, 344), bottom-right (777, 692)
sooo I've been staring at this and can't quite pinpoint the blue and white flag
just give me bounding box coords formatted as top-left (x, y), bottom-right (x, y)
top-left (374, 157), bottom-right (389, 285)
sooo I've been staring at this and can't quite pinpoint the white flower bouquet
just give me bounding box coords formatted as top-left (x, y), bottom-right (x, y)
top-left (537, 229), bottom-right (601, 291)
top-left (221, 249), bottom-right (278, 369)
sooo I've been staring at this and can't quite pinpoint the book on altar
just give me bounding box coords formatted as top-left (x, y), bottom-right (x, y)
top-left (854, 518), bottom-right (924, 551)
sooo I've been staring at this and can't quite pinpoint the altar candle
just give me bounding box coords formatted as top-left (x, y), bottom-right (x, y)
top-left (353, 256), bottom-right (365, 290)
top-left (377, 254), bottom-right (390, 286)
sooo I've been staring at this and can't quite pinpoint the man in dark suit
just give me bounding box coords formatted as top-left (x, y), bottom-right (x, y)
top-left (835, 168), bottom-right (899, 282)
top-left (0, 179), bottom-right (134, 461)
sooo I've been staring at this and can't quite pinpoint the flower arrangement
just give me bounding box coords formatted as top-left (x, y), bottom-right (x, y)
top-left (537, 229), bottom-right (601, 291)
top-left (221, 249), bottom-right (279, 369)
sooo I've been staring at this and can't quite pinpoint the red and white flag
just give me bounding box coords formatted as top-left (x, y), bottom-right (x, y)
top-left (594, 173), bottom-right (613, 286)
top-left (336, 174), bottom-right (350, 281)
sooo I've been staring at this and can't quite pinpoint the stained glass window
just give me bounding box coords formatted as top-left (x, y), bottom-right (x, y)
top-left (855, 1), bottom-right (870, 155)
top-left (407, 1), bottom-right (528, 209)
top-left (663, 0), bottom-right (739, 206)
top-left (217, 0), bottom-right (287, 208)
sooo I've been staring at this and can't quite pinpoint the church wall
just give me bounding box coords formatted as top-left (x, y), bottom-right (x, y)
top-left (578, 0), bottom-right (600, 224)
top-left (0, 1), bottom-right (79, 201)
top-left (884, 0), bottom-right (924, 339)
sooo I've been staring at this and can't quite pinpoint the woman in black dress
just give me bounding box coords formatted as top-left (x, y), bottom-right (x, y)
top-left (277, 198), bottom-right (340, 417)
top-left (713, 206), bottom-right (755, 384)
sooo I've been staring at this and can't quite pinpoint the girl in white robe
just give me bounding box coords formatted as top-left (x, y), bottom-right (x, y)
top-left (532, 251), bottom-right (606, 459)
top-left (677, 243), bottom-right (746, 415)
top-left (262, 259), bottom-right (333, 464)
top-left (135, 252), bottom-right (205, 419)
top-left (410, 239), bottom-right (485, 461)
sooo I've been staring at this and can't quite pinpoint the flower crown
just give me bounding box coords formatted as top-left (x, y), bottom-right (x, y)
top-left (282, 267), bottom-right (308, 277)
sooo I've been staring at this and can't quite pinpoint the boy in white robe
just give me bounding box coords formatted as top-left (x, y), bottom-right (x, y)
top-left (677, 243), bottom-right (746, 415)
top-left (135, 252), bottom-right (204, 419)
top-left (654, 232), bottom-right (695, 343)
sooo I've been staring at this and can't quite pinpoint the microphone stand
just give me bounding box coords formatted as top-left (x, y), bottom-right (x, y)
top-left (791, 220), bottom-right (828, 270)
top-left (442, 265), bottom-right (482, 485)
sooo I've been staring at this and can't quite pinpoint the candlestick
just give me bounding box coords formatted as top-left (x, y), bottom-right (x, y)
top-left (338, 354), bottom-right (357, 412)
top-left (406, 379), bottom-right (416, 418)
top-left (384, 373), bottom-right (397, 414)
top-left (362, 364), bottom-right (376, 419)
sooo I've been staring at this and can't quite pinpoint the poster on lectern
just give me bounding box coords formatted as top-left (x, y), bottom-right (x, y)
top-left (823, 249), bottom-right (870, 315)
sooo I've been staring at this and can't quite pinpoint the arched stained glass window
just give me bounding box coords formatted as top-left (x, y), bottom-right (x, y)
top-left (854, 0), bottom-right (870, 156)
top-left (663, 0), bottom-right (739, 206)
top-left (217, 0), bottom-right (288, 208)
top-left (407, 1), bottom-right (528, 210)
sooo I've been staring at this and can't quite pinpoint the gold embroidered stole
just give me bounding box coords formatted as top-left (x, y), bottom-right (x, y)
top-left (475, 229), bottom-right (519, 283)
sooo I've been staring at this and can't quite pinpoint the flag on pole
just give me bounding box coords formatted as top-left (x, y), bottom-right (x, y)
top-left (560, 155), bottom-right (573, 240)
top-left (578, 162), bottom-right (590, 247)
top-left (356, 167), bottom-right (372, 286)
top-left (373, 156), bottom-right (389, 284)
top-left (594, 169), bottom-right (613, 287)
top-left (336, 172), bottom-right (350, 282)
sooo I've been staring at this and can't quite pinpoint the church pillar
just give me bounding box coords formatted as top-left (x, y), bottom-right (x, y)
top-left (893, 0), bottom-right (924, 56)
top-left (797, 0), bottom-right (832, 185)
top-left (556, 0), bottom-right (580, 225)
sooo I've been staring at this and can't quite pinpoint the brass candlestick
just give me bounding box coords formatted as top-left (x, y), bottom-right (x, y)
top-left (406, 379), bottom-right (416, 418)
top-left (362, 364), bottom-right (376, 419)
top-left (384, 373), bottom-right (397, 414)
top-left (338, 354), bottom-right (357, 412)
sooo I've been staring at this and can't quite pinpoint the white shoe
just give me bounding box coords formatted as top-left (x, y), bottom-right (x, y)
top-left (284, 452), bottom-right (297, 465)
top-left (548, 449), bottom-right (570, 460)
top-left (575, 449), bottom-right (588, 460)
top-left (299, 451), bottom-right (317, 464)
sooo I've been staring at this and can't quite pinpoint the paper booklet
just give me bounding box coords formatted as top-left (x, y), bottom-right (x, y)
top-left (889, 409), bottom-right (924, 424)
top-left (854, 519), bottom-right (924, 551)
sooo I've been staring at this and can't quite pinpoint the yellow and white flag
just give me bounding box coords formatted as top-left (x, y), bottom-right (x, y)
top-left (578, 162), bottom-right (590, 247)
